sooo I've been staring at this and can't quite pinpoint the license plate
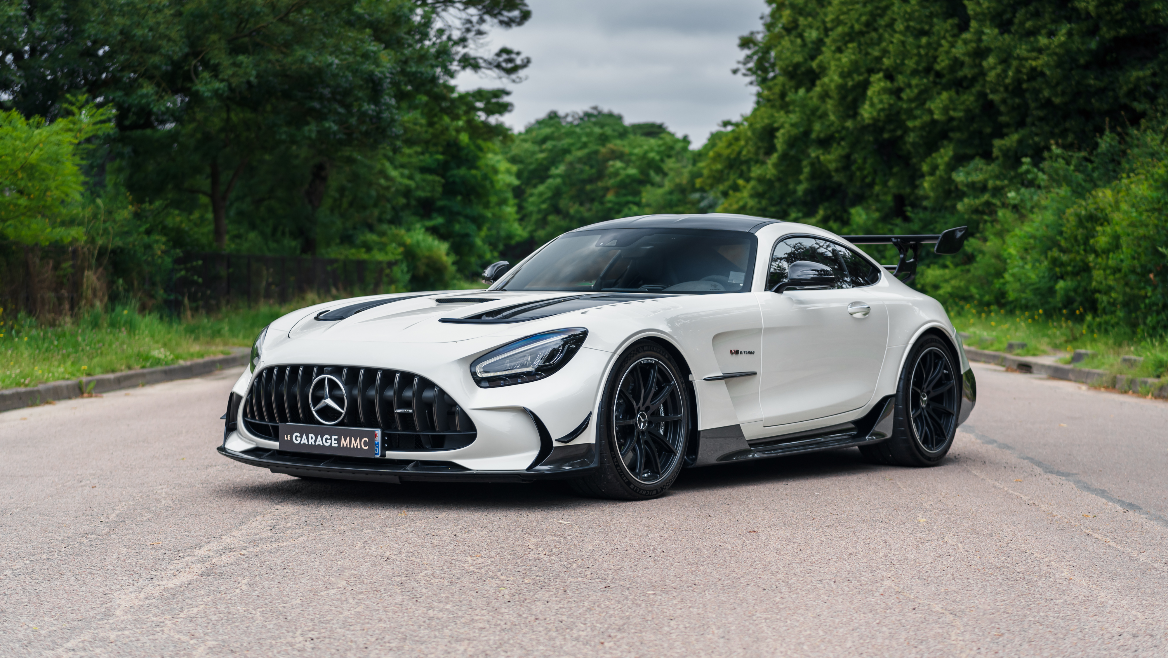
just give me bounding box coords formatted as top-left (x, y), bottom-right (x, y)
top-left (278, 423), bottom-right (381, 458)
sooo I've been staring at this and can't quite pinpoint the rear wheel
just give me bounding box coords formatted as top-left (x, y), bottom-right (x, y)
top-left (571, 342), bottom-right (690, 499)
top-left (860, 335), bottom-right (959, 467)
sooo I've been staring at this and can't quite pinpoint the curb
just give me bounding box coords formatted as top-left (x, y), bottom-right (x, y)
top-left (0, 349), bottom-right (248, 413)
top-left (965, 347), bottom-right (1168, 399)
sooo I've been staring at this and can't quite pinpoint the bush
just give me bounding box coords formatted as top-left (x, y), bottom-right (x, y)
top-left (920, 120), bottom-right (1167, 340)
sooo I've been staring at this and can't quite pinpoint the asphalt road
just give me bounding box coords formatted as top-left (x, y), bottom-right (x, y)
top-left (1, 362), bottom-right (1165, 656)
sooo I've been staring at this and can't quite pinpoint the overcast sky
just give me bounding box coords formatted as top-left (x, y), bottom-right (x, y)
top-left (453, 0), bottom-right (769, 147)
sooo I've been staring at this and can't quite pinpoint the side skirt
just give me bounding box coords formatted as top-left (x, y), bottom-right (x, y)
top-left (691, 395), bottom-right (894, 466)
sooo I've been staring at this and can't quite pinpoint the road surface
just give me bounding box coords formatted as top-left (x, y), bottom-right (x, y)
top-left (1, 362), bottom-right (1165, 656)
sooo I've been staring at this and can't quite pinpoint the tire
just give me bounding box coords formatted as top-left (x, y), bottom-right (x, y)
top-left (859, 335), bottom-right (960, 467)
top-left (571, 342), bottom-right (691, 500)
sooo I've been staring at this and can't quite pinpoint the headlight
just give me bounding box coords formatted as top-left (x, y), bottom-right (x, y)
top-left (250, 326), bottom-right (268, 373)
top-left (470, 328), bottom-right (588, 388)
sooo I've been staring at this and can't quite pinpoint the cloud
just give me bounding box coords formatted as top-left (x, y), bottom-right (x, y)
top-left (453, 0), bottom-right (767, 146)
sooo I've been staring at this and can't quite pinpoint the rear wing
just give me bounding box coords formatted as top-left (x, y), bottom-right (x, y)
top-left (842, 226), bottom-right (968, 284)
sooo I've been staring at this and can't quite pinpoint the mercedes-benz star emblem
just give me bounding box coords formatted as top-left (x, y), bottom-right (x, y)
top-left (309, 374), bottom-right (347, 425)
top-left (636, 411), bottom-right (649, 431)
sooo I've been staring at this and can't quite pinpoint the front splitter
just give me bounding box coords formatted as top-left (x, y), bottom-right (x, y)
top-left (217, 443), bottom-right (596, 484)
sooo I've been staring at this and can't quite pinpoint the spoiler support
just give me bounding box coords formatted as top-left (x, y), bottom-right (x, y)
top-left (842, 226), bottom-right (968, 284)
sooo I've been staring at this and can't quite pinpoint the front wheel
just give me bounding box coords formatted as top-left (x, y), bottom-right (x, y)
top-left (860, 335), bottom-right (960, 467)
top-left (571, 342), bottom-right (691, 500)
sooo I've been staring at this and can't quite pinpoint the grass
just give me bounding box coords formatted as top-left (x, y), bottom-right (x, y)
top-left (0, 301), bottom-right (306, 390)
top-left (0, 282), bottom-right (490, 390)
top-left (949, 303), bottom-right (1167, 381)
top-left (5, 293), bottom-right (1164, 392)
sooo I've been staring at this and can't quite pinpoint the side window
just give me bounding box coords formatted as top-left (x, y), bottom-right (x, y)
top-left (767, 237), bottom-right (851, 290)
top-left (833, 244), bottom-right (882, 287)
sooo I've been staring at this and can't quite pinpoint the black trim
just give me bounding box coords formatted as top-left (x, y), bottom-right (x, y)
top-left (718, 396), bottom-right (896, 462)
top-left (841, 227), bottom-right (968, 284)
top-left (691, 424), bottom-right (750, 467)
top-left (217, 445), bottom-right (594, 483)
top-left (553, 413), bottom-right (592, 443)
top-left (767, 233), bottom-right (883, 291)
top-left (958, 367), bottom-right (976, 426)
top-left (314, 294), bottom-right (430, 321)
top-left (747, 421), bottom-right (856, 447)
top-left (440, 294), bottom-right (669, 325)
top-left (530, 443), bottom-right (598, 474)
top-left (524, 408), bottom-right (555, 470)
top-left (691, 396), bottom-right (896, 467)
top-left (223, 392), bottom-right (242, 442)
top-left (843, 233), bottom-right (949, 244)
top-left (434, 297), bottom-right (500, 304)
top-left (702, 371), bottom-right (756, 381)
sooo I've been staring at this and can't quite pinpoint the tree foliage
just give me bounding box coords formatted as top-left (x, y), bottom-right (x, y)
top-left (504, 109), bottom-right (699, 247)
top-left (917, 120), bottom-right (1167, 338)
top-left (0, 96), bottom-right (111, 244)
top-left (1, 0), bottom-right (529, 280)
top-left (0, 0), bottom-right (1164, 338)
top-left (702, 0), bottom-right (1166, 233)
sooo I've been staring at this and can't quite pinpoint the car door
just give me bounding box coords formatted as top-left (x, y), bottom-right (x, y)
top-left (756, 235), bottom-right (889, 428)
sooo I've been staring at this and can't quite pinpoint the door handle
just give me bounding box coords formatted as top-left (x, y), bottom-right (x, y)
top-left (847, 302), bottom-right (871, 318)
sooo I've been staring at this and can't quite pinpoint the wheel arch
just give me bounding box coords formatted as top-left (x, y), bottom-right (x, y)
top-left (639, 336), bottom-right (701, 466)
top-left (896, 323), bottom-right (961, 380)
top-left (603, 331), bottom-right (701, 466)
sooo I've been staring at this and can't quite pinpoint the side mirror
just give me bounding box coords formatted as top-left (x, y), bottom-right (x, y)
top-left (771, 260), bottom-right (836, 293)
top-left (481, 260), bottom-right (511, 284)
top-left (934, 226), bottom-right (968, 255)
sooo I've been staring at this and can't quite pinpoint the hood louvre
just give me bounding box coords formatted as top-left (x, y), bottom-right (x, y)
top-left (439, 293), bottom-right (667, 324)
top-left (314, 294), bottom-right (431, 321)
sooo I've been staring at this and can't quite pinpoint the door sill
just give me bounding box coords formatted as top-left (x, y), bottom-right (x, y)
top-left (718, 396), bottom-right (894, 463)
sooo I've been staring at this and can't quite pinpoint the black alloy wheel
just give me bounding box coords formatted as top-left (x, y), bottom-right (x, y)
top-left (572, 342), bottom-right (691, 499)
top-left (908, 346), bottom-right (958, 453)
top-left (613, 357), bottom-right (687, 483)
top-left (859, 335), bottom-right (960, 467)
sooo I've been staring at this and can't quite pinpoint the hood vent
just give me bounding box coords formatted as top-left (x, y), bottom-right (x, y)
top-left (242, 365), bottom-right (476, 452)
top-left (314, 294), bottom-right (431, 321)
top-left (439, 293), bottom-right (664, 324)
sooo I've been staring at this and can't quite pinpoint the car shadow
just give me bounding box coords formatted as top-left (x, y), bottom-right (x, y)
top-left (672, 447), bottom-right (883, 492)
top-left (217, 475), bottom-right (586, 511)
top-left (214, 448), bottom-right (948, 510)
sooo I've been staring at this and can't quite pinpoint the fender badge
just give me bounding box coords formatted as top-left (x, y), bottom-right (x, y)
top-left (730, 349), bottom-right (756, 355)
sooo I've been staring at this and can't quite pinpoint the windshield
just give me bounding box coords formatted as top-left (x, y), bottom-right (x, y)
top-left (494, 229), bottom-right (757, 294)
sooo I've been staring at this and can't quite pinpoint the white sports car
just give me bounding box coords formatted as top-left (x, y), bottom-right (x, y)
top-left (219, 214), bottom-right (976, 499)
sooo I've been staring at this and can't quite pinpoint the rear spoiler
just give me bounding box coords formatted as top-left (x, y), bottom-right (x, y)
top-left (842, 226), bottom-right (968, 284)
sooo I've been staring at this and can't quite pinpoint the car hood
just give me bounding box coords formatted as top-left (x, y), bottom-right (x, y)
top-left (279, 290), bottom-right (666, 345)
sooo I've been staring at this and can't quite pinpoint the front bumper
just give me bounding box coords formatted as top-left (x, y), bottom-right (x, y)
top-left (217, 441), bottom-right (597, 484)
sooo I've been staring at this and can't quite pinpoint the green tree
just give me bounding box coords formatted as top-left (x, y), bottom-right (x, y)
top-left (703, 0), bottom-right (1166, 233)
top-left (0, 97), bottom-right (112, 245)
top-left (1, 0), bottom-right (531, 254)
top-left (918, 120), bottom-right (1167, 337)
top-left (504, 109), bottom-right (696, 247)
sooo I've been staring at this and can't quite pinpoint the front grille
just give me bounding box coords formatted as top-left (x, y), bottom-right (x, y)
top-left (242, 365), bottom-right (477, 452)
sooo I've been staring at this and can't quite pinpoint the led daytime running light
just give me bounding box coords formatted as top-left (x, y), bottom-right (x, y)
top-left (474, 335), bottom-right (567, 378)
top-left (470, 328), bottom-right (588, 388)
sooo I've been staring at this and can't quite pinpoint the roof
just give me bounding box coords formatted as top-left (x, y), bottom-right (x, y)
top-left (570, 213), bottom-right (782, 234)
